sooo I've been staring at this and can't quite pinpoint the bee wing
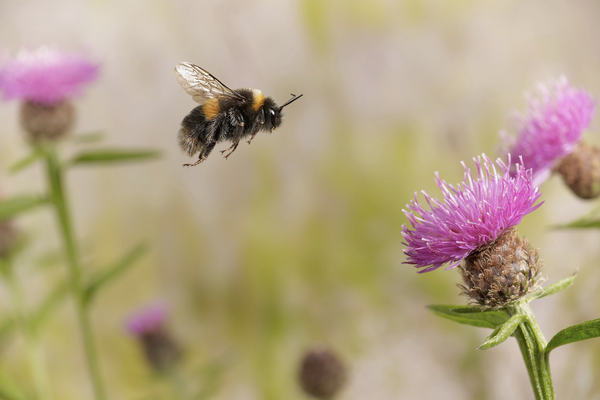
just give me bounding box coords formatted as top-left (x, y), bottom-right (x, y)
top-left (174, 62), bottom-right (246, 105)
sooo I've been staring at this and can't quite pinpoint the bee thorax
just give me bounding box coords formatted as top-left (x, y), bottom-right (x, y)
top-left (251, 89), bottom-right (265, 111)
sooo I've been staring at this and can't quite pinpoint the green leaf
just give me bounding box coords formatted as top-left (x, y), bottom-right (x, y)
top-left (30, 280), bottom-right (70, 332)
top-left (71, 132), bottom-right (105, 144)
top-left (0, 196), bottom-right (47, 222)
top-left (553, 219), bottom-right (600, 229)
top-left (526, 272), bottom-right (577, 301)
top-left (9, 148), bottom-right (45, 174)
top-left (84, 243), bottom-right (148, 305)
top-left (0, 281), bottom-right (70, 345)
top-left (553, 202), bottom-right (600, 229)
top-left (478, 313), bottom-right (525, 350)
top-left (70, 148), bottom-right (160, 165)
top-left (427, 305), bottom-right (509, 329)
top-left (545, 318), bottom-right (600, 355)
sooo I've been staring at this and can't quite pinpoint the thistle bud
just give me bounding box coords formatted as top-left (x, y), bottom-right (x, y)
top-left (20, 100), bottom-right (74, 142)
top-left (458, 228), bottom-right (543, 309)
top-left (0, 47), bottom-right (98, 142)
top-left (556, 142), bottom-right (600, 199)
top-left (126, 304), bottom-right (182, 372)
top-left (298, 346), bottom-right (347, 399)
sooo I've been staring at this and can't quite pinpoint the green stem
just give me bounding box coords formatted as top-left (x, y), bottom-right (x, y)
top-left (507, 302), bottom-right (554, 400)
top-left (43, 147), bottom-right (106, 400)
top-left (0, 258), bottom-right (52, 400)
top-left (164, 367), bottom-right (188, 400)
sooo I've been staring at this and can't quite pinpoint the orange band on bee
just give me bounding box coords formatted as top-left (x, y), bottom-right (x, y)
top-left (202, 98), bottom-right (221, 120)
top-left (251, 89), bottom-right (265, 111)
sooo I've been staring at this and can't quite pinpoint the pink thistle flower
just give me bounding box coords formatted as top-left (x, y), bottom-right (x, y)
top-left (0, 46), bottom-right (99, 105)
top-left (126, 303), bottom-right (168, 336)
top-left (401, 154), bottom-right (543, 273)
top-left (501, 76), bottom-right (596, 186)
top-left (125, 303), bottom-right (182, 371)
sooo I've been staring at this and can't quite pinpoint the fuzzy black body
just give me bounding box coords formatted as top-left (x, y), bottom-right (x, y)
top-left (178, 88), bottom-right (282, 162)
top-left (174, 62), bottom-right (301, 166)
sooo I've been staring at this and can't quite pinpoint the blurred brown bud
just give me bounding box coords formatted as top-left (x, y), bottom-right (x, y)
top-left (459, 228), bottom-right (543, 309)
top-left (556, 142), bottom-right (600, 199)
top-left (138, 328), bottom-right (182, 372)
top-left (126, 304), bottom-right (182, 372)
top-left (20, 100), bottom-right (74, 142)
top-left (0, 220), bottom-right (18, 259)
top-left (298, 345), bottom-right (347, 399)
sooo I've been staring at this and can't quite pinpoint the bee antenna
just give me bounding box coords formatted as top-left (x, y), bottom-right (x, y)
top-left (278, 93), bottom-right (303, 110)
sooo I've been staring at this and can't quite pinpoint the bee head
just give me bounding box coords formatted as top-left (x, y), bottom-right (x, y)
top-left (263, 94), bottom-right (303, 132)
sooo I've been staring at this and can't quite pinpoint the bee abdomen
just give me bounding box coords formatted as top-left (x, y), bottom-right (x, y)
top-left (178, 106), bottom-right (211, 156)
top-left (178, 127), bottom-right (203, 156)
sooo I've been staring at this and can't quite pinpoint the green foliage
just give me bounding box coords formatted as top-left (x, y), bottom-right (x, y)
top-left (301, 0), bottom-right (330, 51)
top-left (545, 318), bottom-right (600, 355)
top-left (526, 273), bottom-right (577, 301)
top-left (0, 319), bottom-right (15, 350)
top-left (30, 281), bottom-right (71, 333)
top-left (0, 382), bottom-right (29, 400)
top-left (84, 243), bottom-right (148, 305)
top-left (0, 196), bottom-right (47, 222)
top-left (553, 204), bottom-right (600, 229)
top-left (71, 132), bottom-right (105, 144)
top-left (0, 369), bottom-right (31, 400)
top-left (0, 280), bottom-right (70, 347)
top-left (9, 148), bottom-right (45, 174)
top-left (554, 218), bottom-right (600, 229)
top-left (427, 305), bottom-right (508, 329)
top-left (478, 313), bottom-right (525, 350)
top-left (70, 148), bottom-right (160, 165)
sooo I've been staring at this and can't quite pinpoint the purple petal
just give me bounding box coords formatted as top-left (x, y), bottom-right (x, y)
top-left (501, 76), bottom-right (596, 184)
top-left (401, 154), bottom-right (543, 272)
top-left (126, 303), bottom-right (168, 336)
top-left (0, 47), bottom-right (99, 104)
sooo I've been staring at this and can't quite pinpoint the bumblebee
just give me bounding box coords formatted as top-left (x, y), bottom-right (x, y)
top-left (174, 62), bottom-right (303, 167)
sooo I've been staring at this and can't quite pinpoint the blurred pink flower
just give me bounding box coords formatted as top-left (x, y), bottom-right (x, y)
top-left (0, 46), bottom-right (99, 105)
top-left (500, 76), bottom-right (596, 186)
top-left (402, 154), bottom-right (543, 273)
top-left (126, 303), bottom-right (168, 336)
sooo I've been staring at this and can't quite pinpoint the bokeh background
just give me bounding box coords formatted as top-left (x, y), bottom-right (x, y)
top-left (1, 0), bottom-right (600, 399)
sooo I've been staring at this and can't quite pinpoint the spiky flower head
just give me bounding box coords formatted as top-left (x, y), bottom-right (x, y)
top-left (500, 76), bottom-right (596, 186)
top-left (401, 154), bottom-right (543, 273)
top-left (0, 46), bottom-right (99, 105)
top-left (126, 304), bottom-right (181, 371)
top-left (126, 303), bottom-right (168, 336)
top-left (298, 345), bottom-right (347, 399)
top-left (0, 47), bottom-right (99, 142)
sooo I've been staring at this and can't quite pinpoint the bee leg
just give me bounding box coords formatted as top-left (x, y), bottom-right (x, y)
top-left (183, 141), bottom-right (217, 167)
top-left (220, 140), bottom-right (240, 159)
top-left (183, 155), bottom-right (206, 167)
top-left (248, 109), bottom-right (265, 144)
top-left (247, 131), bottom-right (258, 145)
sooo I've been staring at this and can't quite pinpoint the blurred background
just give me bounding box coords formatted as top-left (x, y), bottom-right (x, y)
top-left (1, 0), bottom-right (600, 399)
